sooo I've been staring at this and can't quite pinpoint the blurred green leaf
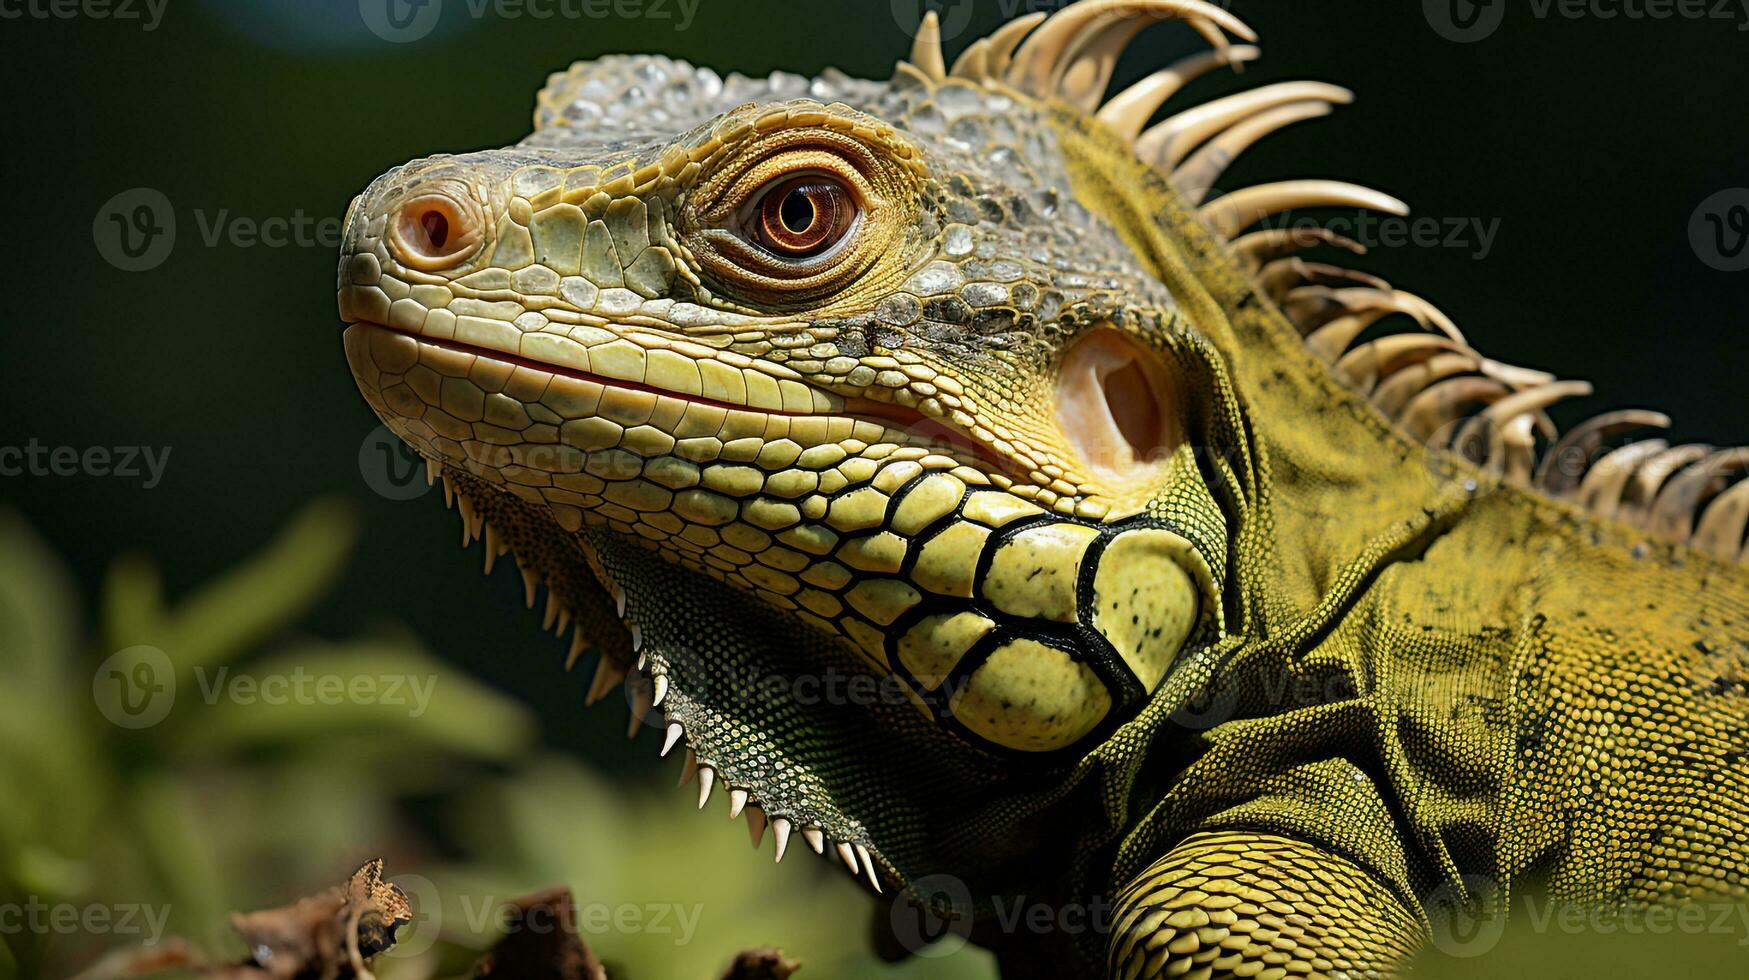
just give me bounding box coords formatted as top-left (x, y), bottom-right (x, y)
top-left (0, 511), bottom-right (78, 691)
top-left (99, 553), bottom-right (167, 657)
top-left (160, 641), bottom-right (535, 762)
top-left (3, 500), bottom-right (996, 978)
top-left (148, 498), bottom-right (359, 672)
top-left (0, 931), bottom-right (18, 980)
top-left (429, 757), bottom-right (999, 980)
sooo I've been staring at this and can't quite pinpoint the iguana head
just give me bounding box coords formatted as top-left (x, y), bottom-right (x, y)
top-left (339, 2), bottom-right (1257, 896)
top-left (337, 0), bottom-right (1747, 913)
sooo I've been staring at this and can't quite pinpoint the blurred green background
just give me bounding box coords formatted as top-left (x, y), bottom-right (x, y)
top-left (0, 0), bottom-right (1746, 976)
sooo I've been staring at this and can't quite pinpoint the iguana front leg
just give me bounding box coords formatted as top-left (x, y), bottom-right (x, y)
top-left (1107, 832), bottom-right (1425, 979)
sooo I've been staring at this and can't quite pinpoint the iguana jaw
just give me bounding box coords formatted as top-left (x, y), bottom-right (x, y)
top-left (340, 308), bottom-right (1223, 712)
top-left (342, 304), bottom-right (1225, 895)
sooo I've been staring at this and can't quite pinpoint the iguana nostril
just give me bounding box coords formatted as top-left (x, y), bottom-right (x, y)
top-left (388, 191), bottom-right (481, 271)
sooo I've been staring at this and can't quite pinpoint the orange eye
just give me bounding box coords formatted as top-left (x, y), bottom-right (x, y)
top-left (752, 177), bottom-right (857, 258)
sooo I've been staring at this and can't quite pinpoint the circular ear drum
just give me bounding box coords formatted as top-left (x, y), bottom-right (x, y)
top-left (1055, 328), bottom-right (1184, 493)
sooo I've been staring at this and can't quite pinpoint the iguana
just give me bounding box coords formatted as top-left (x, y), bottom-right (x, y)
top-left (335, 2), bottom-right (1749, 975)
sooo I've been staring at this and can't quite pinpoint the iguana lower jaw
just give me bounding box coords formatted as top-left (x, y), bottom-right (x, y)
top-left (338, 304), bottom-right (1224, 751)
top-left (343, 298), bottom-right (1225, 899)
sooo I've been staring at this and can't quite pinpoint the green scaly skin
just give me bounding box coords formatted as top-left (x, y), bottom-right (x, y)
top-left (337, 3), bottom-right (1749, 976)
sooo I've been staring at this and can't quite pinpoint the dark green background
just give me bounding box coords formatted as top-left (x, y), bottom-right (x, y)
top-left (3, 0), bottom-right (1745, 767)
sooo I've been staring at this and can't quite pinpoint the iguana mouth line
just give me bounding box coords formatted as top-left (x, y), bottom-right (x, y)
top-left (350, 318), bottom-right (835, 418)
top-left (348, 319), bottom-right (1019, 474)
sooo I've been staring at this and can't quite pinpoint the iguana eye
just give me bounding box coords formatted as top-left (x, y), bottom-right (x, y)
top-left (684, 134), bottom-right (905, 301)
top-left (752, 176), bottom-right (858, 258)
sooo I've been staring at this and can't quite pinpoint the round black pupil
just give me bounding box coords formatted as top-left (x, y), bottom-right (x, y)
top-left (779, 190), bottom-right (816, 235)
top-left (421, 210), bottom-right (450, 250)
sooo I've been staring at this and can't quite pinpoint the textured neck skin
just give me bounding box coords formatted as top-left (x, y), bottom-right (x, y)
top-left (1050, 102), bottom-right (1749, 975)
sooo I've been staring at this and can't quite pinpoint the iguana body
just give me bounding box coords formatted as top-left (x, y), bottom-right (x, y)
top-left (336, 3), bottom-right (1749, 975)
